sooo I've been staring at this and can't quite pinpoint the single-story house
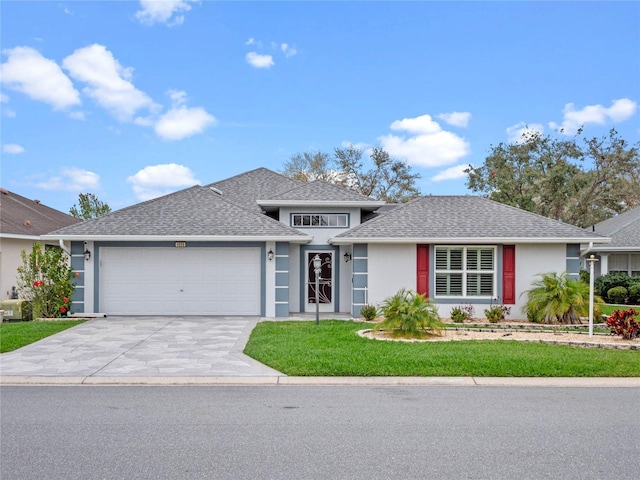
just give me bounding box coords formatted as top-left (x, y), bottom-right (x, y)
top-left (583, 206), bottom-right (640, 278)
top-left (42, 168), bottom-right (610, 319)
top-left (0, 189), bottom-right (81, 300)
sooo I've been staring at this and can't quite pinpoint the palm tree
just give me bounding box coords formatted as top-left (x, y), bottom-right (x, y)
top-left (523, 272), bottom-right (603, 324)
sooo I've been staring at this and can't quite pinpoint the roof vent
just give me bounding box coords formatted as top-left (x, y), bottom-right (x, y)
top-left (23, 220), bottom-right (31, 227)
top-left (0, 188), bottom-right (8, 195)
top-left (34, 199), bottom-right (41, 204)
top-left (209, 186), bottom-right (223, 196)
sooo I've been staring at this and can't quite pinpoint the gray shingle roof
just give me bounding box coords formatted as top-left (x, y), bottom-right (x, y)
top-left (0, 189), bottom-right (81, 237)
top-left (590, 207), bottom-right (640, 249)
top-left (207, 168), bottom-right (303, 212)
top-left (45, 185), bottom-right (310, 240)
top-left (332, 196), bottom-right (610, 243)
top-left (263, 179), bottom-right (382, 204)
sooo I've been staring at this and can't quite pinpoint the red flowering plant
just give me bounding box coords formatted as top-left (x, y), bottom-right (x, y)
top-left (16, 242), bottom-right (76, 318)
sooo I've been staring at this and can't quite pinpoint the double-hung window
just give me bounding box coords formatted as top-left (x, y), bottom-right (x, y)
top-left (435, 246), bottom-right (496, 297)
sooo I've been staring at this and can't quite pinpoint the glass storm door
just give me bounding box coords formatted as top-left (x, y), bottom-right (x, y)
top-left (305, 251), bottom-right (334, 312)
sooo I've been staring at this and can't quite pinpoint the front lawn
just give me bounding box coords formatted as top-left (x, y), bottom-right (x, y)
top-left (0, 320), bottom-right (86, 353)
top-left (600, 304), bottom-right (640, 316)
top-left (244, 320), bottom-right (640, 377)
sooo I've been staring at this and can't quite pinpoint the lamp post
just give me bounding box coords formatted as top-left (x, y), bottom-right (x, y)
top-left (586, 254), bottom-right (599, 338)
top-left (313, 254), bottom-right (322, 325)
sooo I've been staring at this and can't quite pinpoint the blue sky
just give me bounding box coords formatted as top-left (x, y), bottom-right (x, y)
top-left (1, 1), bottom-right (639, 213)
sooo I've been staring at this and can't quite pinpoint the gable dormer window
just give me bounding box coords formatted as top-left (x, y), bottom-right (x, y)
top-left (291, 214), bottom-right (349, 228)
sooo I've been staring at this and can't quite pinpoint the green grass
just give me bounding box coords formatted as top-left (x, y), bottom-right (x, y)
top-left (600, 304), bottom-right (640, 316)
top-left (0, 320), bottom-right (86, 353)
top-left (244, 320), bottom-right (640, 377)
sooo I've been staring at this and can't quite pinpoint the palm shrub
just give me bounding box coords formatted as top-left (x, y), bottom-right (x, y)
top-left (524, 272), bottom-right (603, 324)
top-left (375, 288), bottom-right (443, 338)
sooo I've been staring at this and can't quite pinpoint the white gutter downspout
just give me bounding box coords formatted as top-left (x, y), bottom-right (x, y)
top-left (59, 239), bottom-right (71, 256)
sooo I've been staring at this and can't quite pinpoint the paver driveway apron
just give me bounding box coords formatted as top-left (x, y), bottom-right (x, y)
top-left (0, 316), bottom-right (282, 377)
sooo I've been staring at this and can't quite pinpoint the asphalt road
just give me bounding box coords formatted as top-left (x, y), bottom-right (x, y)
top-left (1, 386), bottom-right (638, 479)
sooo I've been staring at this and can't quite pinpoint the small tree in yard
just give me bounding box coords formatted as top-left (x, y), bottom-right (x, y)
top-left (523, 272), bottom-right (603, 324)
top-left (16, 242), bottom-right (75, 318)
top-left (376, 289), bottom-right (444, 338)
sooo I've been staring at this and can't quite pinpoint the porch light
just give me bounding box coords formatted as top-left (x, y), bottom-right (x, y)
top-left (84, 248), bottom-right (91, 261)
top-left (343, 252), bottom-right (352, 262)
top-left (267, 249), bottom-right (274, 261)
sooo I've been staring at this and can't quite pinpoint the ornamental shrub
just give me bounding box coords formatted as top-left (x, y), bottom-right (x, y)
top-left (376, 289), bottom-right (443, 338)
top-left (360, 304), bottom-right (378, 322)
top-left (594, 272), bottom-right (632, 303)
top-left (16, 242), bottom-right (75, 318)
top-left (450, 306), bottom-right (467, 323)
top-left (606, 308), bottom-right (640, 340)
top-left (628, 282), bottom-right (640, 305)
top-left (607, 286), bottom-right (628, 304)
top-left (484, 305), bottom-right (510, 323)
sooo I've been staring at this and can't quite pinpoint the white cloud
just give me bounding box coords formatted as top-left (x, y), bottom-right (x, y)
top-left (379, 114), bottom-right (471, 167)
top-left (430, 164), bottom-right (469, 182)
top-left (62, 44), bottom-right (156, 122)
top-left (127, 163), bottom-right (200, 200)
top-left (281, 43), bottom-right (297, 58)
top-left (549, 98), bottom-right (637, 135)
top-left (155, 105), bottom-right (216, 140)
top-left (437, 111), bottom-right (471, 128)
top-left (245, 38), bottom-right (260, 47)
top-left (36, 167), bottom-right (101, 192)
top-left (246, 51), bottom-right (274, 69)
top-left (3, 143), bottom-right (25, 154)
top-left (506, 122), bottom-right (545, 144)
top-left (0, 93), bottom-right (8, 102)
top-left (135, 0), bottom-right (198, 26)
top-left (153, 90), bottom-right (216, 140)
top-left (0, 46), bottom-right (80, 110)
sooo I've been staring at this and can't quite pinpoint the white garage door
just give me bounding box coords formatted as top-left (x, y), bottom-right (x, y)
top-left (99, 247), bottom-right (261, 315)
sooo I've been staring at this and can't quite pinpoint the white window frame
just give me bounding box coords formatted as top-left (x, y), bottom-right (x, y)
top-left (434, 246), bottom-right (497, 298)
top-left (291, 213), bottom-right (349, 228)
top-left (609, 253), bottom-right (640, 276)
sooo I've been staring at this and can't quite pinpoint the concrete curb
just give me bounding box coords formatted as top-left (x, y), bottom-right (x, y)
top-left (1, 375), bottom-right (639, 387)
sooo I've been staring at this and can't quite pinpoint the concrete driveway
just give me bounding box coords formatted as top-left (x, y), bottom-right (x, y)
top-left (0, 316), bottom-right (282, 378)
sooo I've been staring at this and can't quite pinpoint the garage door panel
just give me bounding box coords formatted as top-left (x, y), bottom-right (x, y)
top-left (100, 247), bottom-right (261, 315)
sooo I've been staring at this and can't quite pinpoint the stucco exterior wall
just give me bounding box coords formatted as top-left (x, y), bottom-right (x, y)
top-left (0, 238), bottom-right (34, 300)
top-left (511, 243), bottom-right (568, 318)
top-left (367, 243), bottom-right (416, 307)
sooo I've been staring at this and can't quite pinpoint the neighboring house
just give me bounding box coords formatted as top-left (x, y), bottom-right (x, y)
top-left (584, 207), bottom-right (640, 278)
top-left (0, 189), bottom-right (81, 300)
top-left (42, 168), bottom-right (609, 319)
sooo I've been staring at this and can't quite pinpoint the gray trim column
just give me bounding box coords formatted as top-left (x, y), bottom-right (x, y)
top-left (275, 243), bottom-right (290, 317)
top-left (352, 244), bottom-right (368, 317)
top-left (70, 241), bottom-right (85, 313)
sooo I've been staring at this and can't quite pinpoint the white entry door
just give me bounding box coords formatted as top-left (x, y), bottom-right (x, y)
top-left (304, 251), bottom-right (334, 313)
top-left (99, 247), bottom-right (261, 315)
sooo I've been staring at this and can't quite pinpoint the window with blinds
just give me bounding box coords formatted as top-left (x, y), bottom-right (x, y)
top-left (435, 246), bottom-right (496, 297)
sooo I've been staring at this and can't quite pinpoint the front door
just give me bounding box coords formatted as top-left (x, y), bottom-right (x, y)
top-left (305, 251), bottom-right (334, 312)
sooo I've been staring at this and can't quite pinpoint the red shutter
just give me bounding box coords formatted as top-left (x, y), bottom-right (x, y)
top-left (502, 245), bottom-right (516, 305)
top-left (417, 244), bottom-right (429, 297)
